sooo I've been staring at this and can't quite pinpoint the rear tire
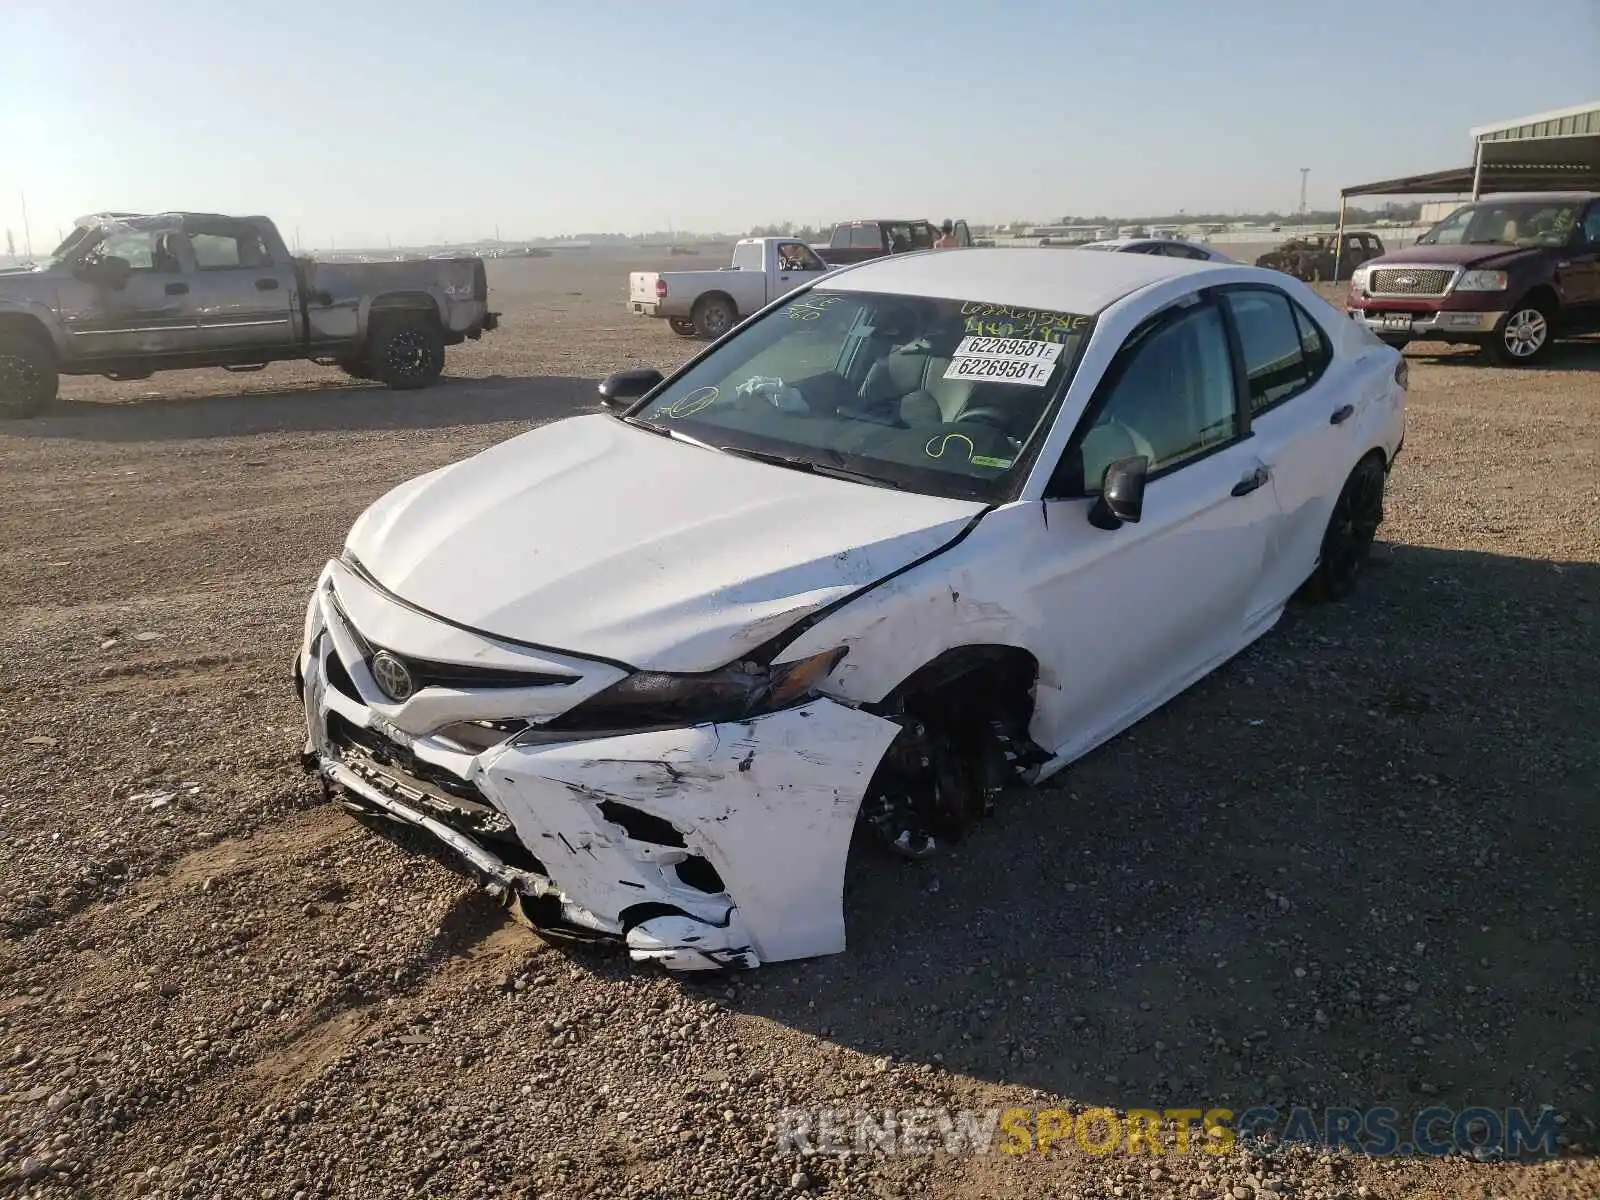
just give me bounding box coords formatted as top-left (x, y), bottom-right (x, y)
top-left (368, 315), bottom-right (445, 390)
top-left (691, 296), bottom-right (736, 341)
top-left (0, 331), bottom-right (59, 419)
top-left (668, 317), bottom-right (698, 338)
top-left (1485, 298), bottom-right (1554, 366)
top-left (1304, 454), bottom-right (1387, 603)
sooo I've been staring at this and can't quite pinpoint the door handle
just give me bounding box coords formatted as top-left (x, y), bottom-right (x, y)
top-left (256, 278), bottom-right (280, 291)
top-left (1231, 466), bottom-right (1269, 497)
top-left (165, 282), bottom-right (189, 296)
top-left (1330, 404), bottom-right (1354, 425)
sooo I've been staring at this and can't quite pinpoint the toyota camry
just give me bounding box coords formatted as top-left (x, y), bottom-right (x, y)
top-left (294, 248), bottom-right (1406, 971)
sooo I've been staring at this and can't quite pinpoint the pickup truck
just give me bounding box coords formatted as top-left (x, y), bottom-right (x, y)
top-left (1345, 192), bottom-right (1600, 365)
top-left (812, 218), bottom-right (973, 265)
top-left (0, 211), bottom-right (500, 416)
top-left (628, 236), bottom-right (834, 340)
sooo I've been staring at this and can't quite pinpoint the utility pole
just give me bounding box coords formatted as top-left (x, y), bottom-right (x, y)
top-left (19, 192), bottom-right (33, 257)
top-left (1298, 168), bottom-right (1310, 227)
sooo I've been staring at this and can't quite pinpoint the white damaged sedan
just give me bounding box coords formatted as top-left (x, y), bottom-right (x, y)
top-left (295, 248), bottom-right (1406, 971)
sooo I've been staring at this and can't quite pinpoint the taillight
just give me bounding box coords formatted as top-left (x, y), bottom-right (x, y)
top-left (1394, 356), bottom-right (1409, 390)
top-left (655, 279), bottom-right (668, 298)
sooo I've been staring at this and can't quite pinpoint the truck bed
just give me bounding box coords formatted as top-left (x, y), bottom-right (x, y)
top-left (300, 256), bottom-right (491, 344)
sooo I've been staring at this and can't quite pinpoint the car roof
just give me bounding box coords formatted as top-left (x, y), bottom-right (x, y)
top-left (822, 246), bottom-right (1224, 314)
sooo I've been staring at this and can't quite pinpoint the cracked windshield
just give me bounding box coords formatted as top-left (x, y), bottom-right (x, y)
top-left (630, 290), bottom-right (1092, 500)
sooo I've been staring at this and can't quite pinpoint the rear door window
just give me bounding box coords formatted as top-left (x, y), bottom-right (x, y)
top-left (1221, 287), bottom-right (1330, 413)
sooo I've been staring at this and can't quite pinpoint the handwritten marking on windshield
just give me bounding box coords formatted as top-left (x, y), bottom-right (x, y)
top-left (925, 432), bottom-right (977, 462)
top-left (788, 295), bottom-right (845, 320)
top-left (662, 386), bottom-right (719, 418)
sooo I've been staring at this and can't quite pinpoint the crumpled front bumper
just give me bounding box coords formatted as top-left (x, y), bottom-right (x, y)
top-left (296, 577), bottom-right (900, 971)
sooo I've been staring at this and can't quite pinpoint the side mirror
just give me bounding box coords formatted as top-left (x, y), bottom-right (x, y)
top-left (1087, 455), bottom-right (1149, 530)
top-left (597, 367), bottom-right (664, 410)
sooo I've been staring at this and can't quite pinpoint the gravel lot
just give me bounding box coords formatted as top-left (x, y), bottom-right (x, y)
top-left (1, 251), bottom-right (1595, 1200)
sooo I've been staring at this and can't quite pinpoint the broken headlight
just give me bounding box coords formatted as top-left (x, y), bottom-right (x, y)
top-left (517, 646), bottom-right (848, 738)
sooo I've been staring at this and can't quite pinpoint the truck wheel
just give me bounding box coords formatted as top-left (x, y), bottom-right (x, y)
top-left (692, 296), bottom-right (736, 341)
top-left (369, 315), bottom-right (445, 390)
top-left (0, 331), bottom-right (59, 419)
top-left (668, 318), bottom-right (698, 338)
top-left (1486, 299), bottom-right (1554, 366)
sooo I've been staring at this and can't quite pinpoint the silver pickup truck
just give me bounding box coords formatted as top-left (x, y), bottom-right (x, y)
top-left (0, 211), bottom-right (500, 417)
top-left (628, 237), bottom-right (835, 339)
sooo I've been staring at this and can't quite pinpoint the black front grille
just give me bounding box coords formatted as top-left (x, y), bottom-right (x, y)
top-left (370, 648), bottom-right (577, 692)
top-left (1369, 267), bottom-right (1454, 297)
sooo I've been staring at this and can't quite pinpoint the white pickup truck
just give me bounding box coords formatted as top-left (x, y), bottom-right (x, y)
top-left (628, 237), bottom-right (834, 340)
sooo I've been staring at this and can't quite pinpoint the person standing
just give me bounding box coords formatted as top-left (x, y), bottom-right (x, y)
top-left (934, 219), bottom-right (960, 249)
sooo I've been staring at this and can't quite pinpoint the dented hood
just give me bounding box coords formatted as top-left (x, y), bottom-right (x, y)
top-left (344, 414), bottom-right (984, 672)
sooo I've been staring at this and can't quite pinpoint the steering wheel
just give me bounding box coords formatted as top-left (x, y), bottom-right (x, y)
top-left (953, 407), bottom-right (1013, 432)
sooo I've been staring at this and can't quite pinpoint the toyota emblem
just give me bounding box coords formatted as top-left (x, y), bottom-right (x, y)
top-left (370, 651), bottom-right (415, 702)
top-left (1395, 274), bottom-right (1417, 287)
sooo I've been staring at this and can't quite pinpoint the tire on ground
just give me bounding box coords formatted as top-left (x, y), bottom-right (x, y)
top-left (668, 317), bottom-right (698, 338)
top-left (367, 313), bottom-right (446, 390)
top-left (1485, 295), bottom-right (1556, 366)
top-left (0, 329), bottom-right (60, 419)
top-left (1303, 453), bottom-right (1388, 603)
top-left (691, 295), bottom-right (737, 341)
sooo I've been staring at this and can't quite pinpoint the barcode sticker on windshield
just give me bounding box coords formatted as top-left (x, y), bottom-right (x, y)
top-left (952, 336), bottom-right (1065, 364)
top-left (943, 355), bottom-right (1054, 387)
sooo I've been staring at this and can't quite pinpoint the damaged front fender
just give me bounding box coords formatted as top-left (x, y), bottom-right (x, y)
top-left (475, 702), bottom-right (900, 969)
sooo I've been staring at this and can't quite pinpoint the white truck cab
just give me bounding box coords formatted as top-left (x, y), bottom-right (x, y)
top-left (629, 237), bottom-right (833, 340)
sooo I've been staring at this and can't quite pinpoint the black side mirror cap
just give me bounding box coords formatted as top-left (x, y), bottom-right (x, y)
top-left (1087, 455), bottom-right (1149, 530)
top-left (598, 368), bottom-right (664, 410)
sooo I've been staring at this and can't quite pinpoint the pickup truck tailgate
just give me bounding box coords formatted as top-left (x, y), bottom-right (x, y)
top-left (629, 272), bottom-right (661, 308)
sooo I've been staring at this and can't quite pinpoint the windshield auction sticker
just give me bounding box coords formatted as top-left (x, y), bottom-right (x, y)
top-left (942, 336), bottom-right (1063, 387)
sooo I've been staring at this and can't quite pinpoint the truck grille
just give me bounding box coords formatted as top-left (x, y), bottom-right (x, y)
top-left (1368, 267), bottom-right (1455, 297)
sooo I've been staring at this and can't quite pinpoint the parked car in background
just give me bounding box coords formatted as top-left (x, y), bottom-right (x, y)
top-left (1076, 237), bottom-right (1235, 262)
top-left (1256, 231), bottom-right (1386, 282)
top-left (812, 218), bottom-right (972, 266)
top-left (297, 247), bottom-right (1406, 973)
top-left (1345, 192), bottom-right (1600, 364)
top-left (628, 237), bottom-right (833, 339)
top-left (0, 211), bottom-right (499, 417)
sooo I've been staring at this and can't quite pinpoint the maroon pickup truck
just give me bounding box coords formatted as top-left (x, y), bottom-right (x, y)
top-left (812, 218), bottom-right (973, 266)
top-left (1344, 192), bottom-right (1600, 365)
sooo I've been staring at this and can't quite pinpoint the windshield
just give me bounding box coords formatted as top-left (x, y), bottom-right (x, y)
top-left (626, 288), bottom-right (1093, 502)
top-left (46, 226), bottom-right (95, 267)
top-left (1418, 200), bottom-right (1582, 248)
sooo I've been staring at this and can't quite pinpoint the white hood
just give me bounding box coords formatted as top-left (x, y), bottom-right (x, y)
top-left (344, 414), bottom-right (984, 673)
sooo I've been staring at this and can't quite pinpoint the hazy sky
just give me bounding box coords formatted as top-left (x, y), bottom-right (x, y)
top-left (2, 0), bottom-right (1596, 249)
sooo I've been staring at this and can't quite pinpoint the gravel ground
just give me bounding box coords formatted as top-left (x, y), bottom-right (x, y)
top-left (0, 253), bottom-right (1595, 1200)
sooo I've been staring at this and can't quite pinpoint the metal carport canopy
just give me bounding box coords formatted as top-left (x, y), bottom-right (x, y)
top-left (1332, 101), bottom-right (1599, 274)
top-left (1340, 100), bottom-right (1600, 198)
